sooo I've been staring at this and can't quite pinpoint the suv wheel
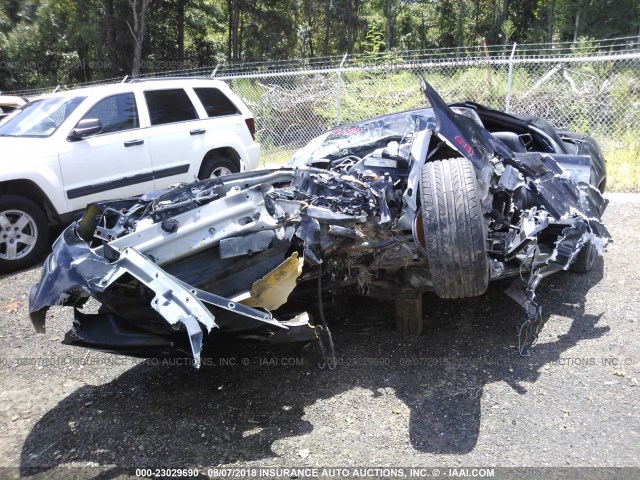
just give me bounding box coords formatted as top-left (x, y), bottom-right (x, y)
top-left (420, 157), bottom-right (489, 298)
top-left (199, 155), bottom-right (239, 179)
top-left (0, 195), bottom-right (49, 273)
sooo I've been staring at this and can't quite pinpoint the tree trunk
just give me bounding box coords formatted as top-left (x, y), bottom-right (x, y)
top-left (177, 0), bottom-right (186, 64)
top-left (351, 0), bottom-right (361, 53)
top-left (232, 0), bottom-right (239, 63)
top-left (573, 7), bottom-right (581, 42)
top-left (502, 0), bottom-right (509, 22)
top-left (385, 0), bottom-right (392, 50)
top-left (548, 0), bottom-right (554, 43)
top-left (474, 0), bottom-right (480, 39)
top-left (457, 0), bottom-right (464, 46)
top-left (323, 0), bottom-right (330, 56)
top-left (421, 10), bottom-right (426, 49)
top-left (227, 0), bottom-right (232, 61)
top-left (346, 0), bottom-right (353, 53)
top-left (308, 19), bottom-right (315, 58)
top-left (127, 0), bottom-right (151, 77)
top-left (238, 6), bottom-right (243, 61)
top-left (104, 0), bottom-right (117, 75)
top-left (76, 0), bottom-right (90, 81)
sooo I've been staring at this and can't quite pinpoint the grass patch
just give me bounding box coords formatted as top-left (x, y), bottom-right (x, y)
top-left (604, 139), bottom-right (640, 192)
top-left (237, 61), bottom-right (640, 192)
top-left (259, 148), bottom-right (296, 169)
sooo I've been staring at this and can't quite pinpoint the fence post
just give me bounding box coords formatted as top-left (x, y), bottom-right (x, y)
top-left (336, 52), bottom-right (349, 126)
top-left (505, 42), bottom-right (517, 112)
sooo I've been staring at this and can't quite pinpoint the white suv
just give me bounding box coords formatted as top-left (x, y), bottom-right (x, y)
top-left (0, 78), bottom-right (260, 272)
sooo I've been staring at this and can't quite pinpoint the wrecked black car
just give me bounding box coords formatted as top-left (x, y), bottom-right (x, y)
top-left (29, 81), bottom-right (611, 368)
top-left (449, 100), bottom-right (607, 193)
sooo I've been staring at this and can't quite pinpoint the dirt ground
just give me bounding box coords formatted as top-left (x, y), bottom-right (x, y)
top-left (0, 193), bottom-right (638, 479)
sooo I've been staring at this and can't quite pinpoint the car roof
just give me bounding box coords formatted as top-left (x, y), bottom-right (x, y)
top-left (34, 78), bottom-right (230, 100)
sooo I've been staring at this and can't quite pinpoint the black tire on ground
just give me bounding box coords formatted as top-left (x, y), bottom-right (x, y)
top-left (598, 178), bottom-right (606, 194)
top-left (420, 157), bottom-right (489, 299)
top-left (569, 241), bottom-right (597, 273)
top-left (0, 195), bottom-right (49, 273)
top-left (198, 155), bottom-right (239, 179)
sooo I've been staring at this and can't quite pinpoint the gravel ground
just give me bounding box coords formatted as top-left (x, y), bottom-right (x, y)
top-left (0, 193), bottom-right (638, 479)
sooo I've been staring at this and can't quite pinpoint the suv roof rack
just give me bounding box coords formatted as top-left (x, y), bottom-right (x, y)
top-left (126, 76), bottom-right (217, 83)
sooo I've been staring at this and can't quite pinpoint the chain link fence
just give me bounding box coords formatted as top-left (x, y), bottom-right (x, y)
top-left (220, 51), bottom-right (636, 181)
top-left (5, 38), bottom-right (640, 190)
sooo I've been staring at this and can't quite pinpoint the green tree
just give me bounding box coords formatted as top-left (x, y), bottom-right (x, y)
top-left (2, 0), bottom-right (640, 92)
top-left (436, 0), bottom-right (456, 47)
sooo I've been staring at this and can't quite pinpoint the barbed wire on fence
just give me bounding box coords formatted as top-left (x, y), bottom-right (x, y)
top-left (4, 36), bottom-right (640, 95)
top-left (3, 38), bottom-right (639, 189)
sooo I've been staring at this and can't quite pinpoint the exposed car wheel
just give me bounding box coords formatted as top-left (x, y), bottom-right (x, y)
top-left (198, 155), bottom-right (239, 179)
top-left (0, 195), bottom-right (49, 273)
top-left (420, 157), bottom-right (489, 298)
top-left (569, 241), bottom-right (597, 273)
top-left (598, 178), bottom-right (606, 194)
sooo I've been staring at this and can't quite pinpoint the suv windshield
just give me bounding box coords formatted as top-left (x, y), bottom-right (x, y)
top-left (0, 96), bottom-right (86, 138)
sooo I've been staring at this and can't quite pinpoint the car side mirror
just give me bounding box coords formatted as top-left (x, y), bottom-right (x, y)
top-left (68, 118), bottom-right (102, 141)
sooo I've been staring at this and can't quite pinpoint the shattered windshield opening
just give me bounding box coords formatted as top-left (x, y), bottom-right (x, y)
top-left (287, 108), bottom-right (433, 167)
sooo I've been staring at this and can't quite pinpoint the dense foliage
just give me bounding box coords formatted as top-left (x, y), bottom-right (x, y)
top-left (1, 0), bottom-right (639, 91)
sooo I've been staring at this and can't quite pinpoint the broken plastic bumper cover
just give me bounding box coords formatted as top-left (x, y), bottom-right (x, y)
top-left (29, 226), bottom-right (313, 368)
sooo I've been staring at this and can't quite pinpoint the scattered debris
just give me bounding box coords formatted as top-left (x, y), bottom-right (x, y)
top-left (3, 299), bottom-right (21, 314)
top-left (298, 448), bottom-right (310, 458)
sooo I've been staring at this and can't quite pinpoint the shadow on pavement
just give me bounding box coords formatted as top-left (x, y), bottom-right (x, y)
top-left (20, 260), bottom-right (608, 475)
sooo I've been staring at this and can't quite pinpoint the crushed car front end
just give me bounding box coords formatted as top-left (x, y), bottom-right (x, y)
top-left (29, 82), bottom-right (611, 366)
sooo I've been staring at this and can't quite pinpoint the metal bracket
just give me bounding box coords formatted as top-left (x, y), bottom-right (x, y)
top-left (176, 280), bottom-right (288, 330)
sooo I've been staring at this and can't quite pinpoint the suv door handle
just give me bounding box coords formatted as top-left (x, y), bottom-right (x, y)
top-left (124, 139), bottom-right (144, 147)
top-left (190, 129), bottom-right (206, 136)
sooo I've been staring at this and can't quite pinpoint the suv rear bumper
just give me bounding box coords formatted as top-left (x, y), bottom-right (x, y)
top-left (243, 143), bottom-right (261, 171)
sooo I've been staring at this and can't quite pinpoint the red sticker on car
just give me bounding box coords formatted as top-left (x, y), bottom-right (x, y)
top-left (455, 135), bottom-right (474, 155)
top-left (329, 127), bottom-right (364, 137)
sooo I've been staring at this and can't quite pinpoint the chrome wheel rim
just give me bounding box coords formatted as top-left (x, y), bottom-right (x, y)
top-left (210, 166), bottom-right (233, 177)
top-left (0, 210), bottom-right (38, 261)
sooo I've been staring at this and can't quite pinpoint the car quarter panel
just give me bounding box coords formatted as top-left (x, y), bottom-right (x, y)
top-left (0, 144), bottom-right (67, 215)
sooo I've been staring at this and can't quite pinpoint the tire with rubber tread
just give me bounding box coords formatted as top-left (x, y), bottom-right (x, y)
top-left (0, 195), bottom-right (49, 273)
top-left (569, 241), bottom-right (596, 273)
top-left (198, 155), bottom-right (239, 179)
top-left (420, 157), bottom-right (489, 299)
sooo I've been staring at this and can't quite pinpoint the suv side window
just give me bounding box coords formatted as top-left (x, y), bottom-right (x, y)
top-left (193, 88), bottom-right (239, 117)
top-left (144, 89), bottom-right (198, 126)
top-left (81, 93), bottom-right (139, 134)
